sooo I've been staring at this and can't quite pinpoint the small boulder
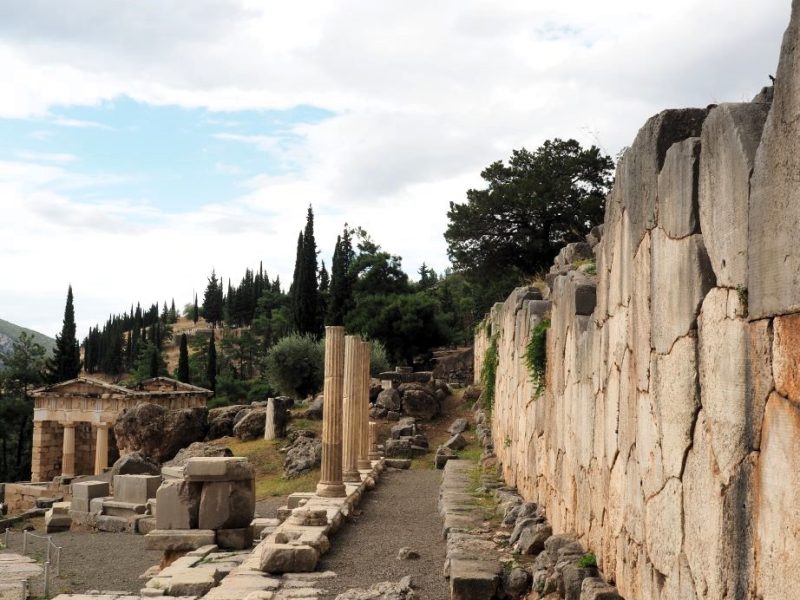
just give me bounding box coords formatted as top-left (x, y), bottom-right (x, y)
top-left (516, 522), bottom-right (552, 555)
top-left (503, 567), bottom-right (531, 600)
top-left (376, 388), bottom-right (402, 412)
top-left (387, 411), bottom-right (401, 421)
top-left (401, 388), bottom-right (440, 419)
top-left (385, 438), bottom-right (413, 459)
top-left (306, 394), bottom-right (324, 420)
top-left (435, 446), bottom-right (457, 469)
top-left (110, 451), bottom-right (160, 476)
top-left (283, 437), bottom-right (322, 478)
top-left (443, 433), bottom-right (468, 451)
top-left (207, 404), bottom-right (249, 440)
top-left (233, 408), bottom-right (267, 441)
top-left (397, 547), bottom-right (420, 560)
top-left (447, 418), bottom-right (469, 435)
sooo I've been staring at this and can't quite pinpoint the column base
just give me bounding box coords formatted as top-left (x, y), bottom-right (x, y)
top-left (357, 459), bottom-right (372, 470)
top-left (342, 470), bottom-right (361, 483)
top-left (368, 452), bottom-right (382, 460)
top-left (316, 481), bottom-right (347, 498)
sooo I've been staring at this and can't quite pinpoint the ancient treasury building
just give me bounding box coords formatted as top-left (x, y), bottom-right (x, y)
top-left (29, 377), bottom-right (212, 482)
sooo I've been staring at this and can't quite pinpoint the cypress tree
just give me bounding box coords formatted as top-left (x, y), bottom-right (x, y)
top-left (178, 333), bottom-right (190, 383)
top-left (290, 230), bottom-right (304, 328)
top-left (202, 270), bottom-right (223, 328)
top-left (193, 294), bottom-right (199, 324)
top-left (149, 346), bottom-right (159, 378)
top-left (291, 205), bottom-right (320, 335)
top-left (169, 299), bottom-right (177, 323)
top-left (327, 226), bottom-right (354, 325)
top-left (47, 285), bottom-right (82, 383)
top-left (207, 334), bottom-right (217, 392)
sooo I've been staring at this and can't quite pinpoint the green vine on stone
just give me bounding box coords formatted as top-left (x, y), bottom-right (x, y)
top-left (480, 334), bottom-right (499, 412)
top-left (577, 553), bottom-right (597, 568)
top-left (525, 319), bottom-right (550, 397)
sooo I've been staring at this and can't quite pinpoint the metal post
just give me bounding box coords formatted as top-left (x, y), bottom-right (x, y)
top-left (56, 546), bottom-right (62, 576)
top-left (3, 527), bottom-right (8, 548)
top-left (46, 539), bottom-right (51, 563)
top-left (44, 561), bottom-right (50, 599)
top-left (22, 530), bottom-right (27, 554)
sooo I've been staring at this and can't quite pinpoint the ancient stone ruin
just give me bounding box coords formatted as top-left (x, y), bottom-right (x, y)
top-left (473, 4), bottom-right (800, 598)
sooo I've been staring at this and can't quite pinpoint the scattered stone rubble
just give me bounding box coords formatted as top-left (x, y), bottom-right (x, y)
top-left (439, 459), bottom-right (624, 600)
top-left (371, 379), bottom-right (450, 421)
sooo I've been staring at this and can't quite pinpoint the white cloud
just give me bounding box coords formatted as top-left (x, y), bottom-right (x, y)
top-left (0, 0), bottom-right (791, 337)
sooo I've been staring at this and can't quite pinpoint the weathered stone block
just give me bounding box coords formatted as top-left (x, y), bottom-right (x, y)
top-left (216, 527), bottom-right (253, 550)
top-left (168, 569), bottom-right (216, 597)
top-left (650, 228), bottom-right (715, 353)
top-left (580, 577), bottom-right (624, 600)
top-left (185, 457), bottom-right (254, 482)
top-left (259, 543), bottom-right (319, 574)
top-left (71, 481), bottom-right (110, 513)
top-left (659, 137), bottom-right (701, 238)
top-left (113, 475), bottom-right (161, 504)
top-left (156, 480), bottom-right (200, 530)
top-left (772, 313), bottom-right (800, 403)
top-left (198, 479), bottom-right (255, 530)
top-left (145, 529), bottom-right (216, 551)
top-left (699, 103), bottom-right (769, 288)
top-left (449, 558), bottom-right (501, 600)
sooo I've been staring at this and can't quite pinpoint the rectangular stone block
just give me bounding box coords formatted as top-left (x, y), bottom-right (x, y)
top-left (102, 500), bottom-right (147, 518)
top-left (89, 496), bottom-right (109, 515)
top-left (161, 466), bottom-right (184, 480)
top-left (156, 480), bottom-right (200, 530)
top-left (72, 480), bottom-right (110, 502)
top-left (259, 543), bottom-right (319, 574)
top-left (184, 457), bottom-right (254, 482)
top-left (286, 493), bottom-right (315, 509)
top-left (113, 475), bottom-right (161, 504)
top-left (198, 479), bottom-right (255, 530)
top-left (216, 527), bottom-right (253, 550)
top-left (96, 515), bottom-right (130, 532)
top-left (136, 516), bottom-right (158, 535)
top-left (52, 501), bottom-right (71, 515)
top-left (145, 529), bottom-right (216, 552)
top-left (251, 518), bottom-right (280, 540)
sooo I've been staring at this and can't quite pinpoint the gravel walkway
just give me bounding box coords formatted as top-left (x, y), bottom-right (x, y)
top-left (317, 468), bottom-right (449, 599)
top-left (2, 527), bottom-right (161, 596)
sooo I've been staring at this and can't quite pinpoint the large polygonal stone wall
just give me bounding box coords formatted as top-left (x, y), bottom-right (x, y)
top-left (475, 5), bottom-right (800, 597)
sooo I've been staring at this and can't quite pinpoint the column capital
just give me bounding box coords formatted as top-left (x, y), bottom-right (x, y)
top-left (59, 421), bottom-right (76, 428)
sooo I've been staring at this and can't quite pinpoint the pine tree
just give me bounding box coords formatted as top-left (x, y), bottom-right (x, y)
top-left (202, 270), bottom-right (223, 328)
top-left (207, 334), bottom-right (217, 392)
top-left (178, 333), bottom-right (190, 383)
top-left (291, 206), bottom-right (320, 335)
top-left (47, 285), bottom-right (82, 383)
top-left (327, 226), bottom-right (355, 325)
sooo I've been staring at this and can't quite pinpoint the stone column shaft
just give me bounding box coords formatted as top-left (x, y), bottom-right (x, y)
top-left (357, 340), bottom-right (372, 470)
top-left (94, 423), bottom-right (109, 475)
top-left (61, 421), bottom-right (76, 478)
top-left (368, 421), bottom-right (381, 460)
top-left (317, 326), bottom-right (347, 497)
top-left (31, 421), bottom-right (44, 482)
top-left (342, 335), bottom-right (362, 482)
top-left (264, 398), bottom-right (277, 441)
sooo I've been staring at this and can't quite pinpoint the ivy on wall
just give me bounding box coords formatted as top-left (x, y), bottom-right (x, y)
top-left (480, 334), bottom-right (499, 412)
top-left (524, 319), bottom-right (550, 397)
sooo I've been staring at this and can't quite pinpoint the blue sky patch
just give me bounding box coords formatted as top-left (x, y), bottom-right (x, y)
top-left (0, 97), bottom-right (333, 213)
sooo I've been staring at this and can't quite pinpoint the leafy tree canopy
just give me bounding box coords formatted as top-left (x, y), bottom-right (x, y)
top-left (445, 139), bottom-right (613, 309)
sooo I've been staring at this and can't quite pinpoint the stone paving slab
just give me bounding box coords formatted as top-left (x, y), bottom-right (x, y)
top-left (0, 553), bottom-right (43, 600)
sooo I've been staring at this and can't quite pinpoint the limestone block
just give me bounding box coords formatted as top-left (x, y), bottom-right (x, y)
top-left (652, 335), bottom-right (699, 478)
top-left (580, 577), bottom-right (623, 600)
top-left (772, 313), bottom-right (800, 403)
top-left (167, 569), bottom-right (216, 597)
top-left (650, 228), bottom-right (714, 353)
top-left (145, 529), bottom-right (216, 551)
top-left (96, 515), bottom-right (129, 532)
top-left (216, 527), bottom-right (253, 550)
top-left (198, 479), bottom-right (255, 530)
top-left (644, 478), bottom-right (682, 575)
top-left (749, 3), bottom-right (800, 318)
top-left (102, 500), bottom-right (147, 518)
top-left (51, 501), bottom-right (70, 515)
top-left (658, 137), bottom-right (701, 238)
top-left (113, 475), bottom-right (161, 504)
top-left (699, 103), bottom-right (769, 288)
top-left (698, 288), bottom-right (751, 484)
top-left (574, 284), bottom-right (596, 316)
top-left (617, 107), bottom-right (707, 249)
top-left (683, 412), bottom-right (731, 600)
top-left (747, 319), bottom-right (773, 451)
top-left (629, 232), bottom-right (651, 392)
top-left (156, 480), bottom-right (201, 530)
top-left (754, 392), bottom-right (800, 600)
top-left (71, 481), bottom-right (110, 513)
top-left (259, 543), bottom-right (319, 574)
top-left (661, 553), bottom-right (699, 600)
top-left (45, 510), bottom-right (71, 533)
top-left (449, 558), bottom-right (502, 600)
top-left (185, 457), bottom-right (254, 482)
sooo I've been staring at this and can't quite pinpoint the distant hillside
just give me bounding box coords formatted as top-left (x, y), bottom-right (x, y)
top-left (0, 318), bottom-right (56, 366)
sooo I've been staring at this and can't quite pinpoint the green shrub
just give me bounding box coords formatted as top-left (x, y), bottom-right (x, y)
top-left (577, 553), bottom-right (597, 568)
top-left (264, 333), bottom-right (324, 398)
top-left (369, 339), bottom-right (391, 376)
top-left (524, 319), bottom-right (550, 397)
top-left (480, 335), bottom-right (499, 412)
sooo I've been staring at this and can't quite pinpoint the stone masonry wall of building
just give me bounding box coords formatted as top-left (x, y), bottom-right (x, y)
top-left (474, 4), bottom-right (800, 598)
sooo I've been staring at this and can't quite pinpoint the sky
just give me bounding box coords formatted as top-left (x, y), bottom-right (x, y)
top-left (0, 0), bottom-right (790, 339)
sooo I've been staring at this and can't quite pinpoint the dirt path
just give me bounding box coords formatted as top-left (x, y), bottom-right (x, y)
top-left (317, 468), bottom-right (449, 599)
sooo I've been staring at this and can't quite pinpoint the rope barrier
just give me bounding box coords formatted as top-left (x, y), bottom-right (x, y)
top-left (3, 528), bottom-right (64, 598)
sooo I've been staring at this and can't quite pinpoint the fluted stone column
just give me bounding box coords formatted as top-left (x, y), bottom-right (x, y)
top-left (368, 421), bottom-right (381, 460)
top-left (316, 326), bottom-right (347, 497)
top-left (61, 421), bottom-right (76, 478)
top-left (342, 335), bottom-right (362, 482)
top-left (94, 423), bottom-right (109, 475)
top-left (357, 340), bottom-right (372, 470)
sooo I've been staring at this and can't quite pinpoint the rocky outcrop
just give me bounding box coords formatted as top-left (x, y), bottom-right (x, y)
top-left (206, 404), bottom-right (248, 440)
top-left (283, 436), bottom-right (322, 478)
top-left (113, 403), bottom-right (208, 464)
top-left (474, 9), bottom-right (800, 596)
top-left (233, 408), bottom-right (266, 440)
